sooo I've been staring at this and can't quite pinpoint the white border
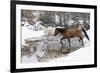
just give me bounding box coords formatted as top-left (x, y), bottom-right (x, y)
top-left (16, 4), bottom-right (94, 69)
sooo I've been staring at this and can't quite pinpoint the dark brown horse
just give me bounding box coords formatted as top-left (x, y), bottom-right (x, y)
top-left (54, 27), bottom-right (89, 50)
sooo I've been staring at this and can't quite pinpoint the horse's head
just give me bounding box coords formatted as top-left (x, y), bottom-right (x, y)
top-left (54, 28), bottom-right (59, 36)
top-left (54, 28), bottom-right (65, 36)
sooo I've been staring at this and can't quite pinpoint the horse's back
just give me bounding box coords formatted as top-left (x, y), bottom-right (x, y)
top-left (67, 28), bottom-right (81, 33)
top-left (64, 28), bottom-right (82, 38)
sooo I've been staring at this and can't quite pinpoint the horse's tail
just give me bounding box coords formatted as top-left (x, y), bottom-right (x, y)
top-left (81, 28), bottom-right (89, 40)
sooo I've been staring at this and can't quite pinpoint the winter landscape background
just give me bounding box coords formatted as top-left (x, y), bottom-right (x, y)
top-left (21, 10), bottom-right (90, 63)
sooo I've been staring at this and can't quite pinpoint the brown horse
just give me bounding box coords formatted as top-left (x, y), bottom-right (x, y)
top-left (54, 27), bottom-right (87, 50)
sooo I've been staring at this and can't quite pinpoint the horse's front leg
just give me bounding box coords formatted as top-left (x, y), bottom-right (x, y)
top-left (60, 37), bottom-right (64, 45)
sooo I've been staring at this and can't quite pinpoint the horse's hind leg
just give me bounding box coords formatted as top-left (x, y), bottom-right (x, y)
top-left (79, 38), bottom-right (81, 43)
top-left (68, 38), bottom-right (71, 53)
top-left (80, 37), bottom-right (84, 46)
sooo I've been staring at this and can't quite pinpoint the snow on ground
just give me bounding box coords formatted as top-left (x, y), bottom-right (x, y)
top-left (22, 26), bottom-right (44, 44)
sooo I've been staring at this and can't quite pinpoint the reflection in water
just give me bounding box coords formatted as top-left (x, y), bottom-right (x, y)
top-left (21, 35), bottom-right (84, 63)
